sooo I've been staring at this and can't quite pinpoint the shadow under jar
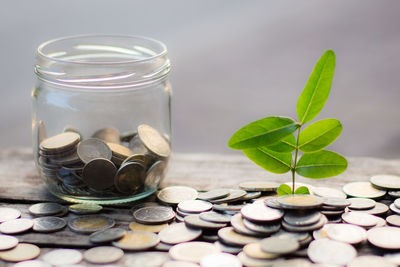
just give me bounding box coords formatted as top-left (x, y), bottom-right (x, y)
top-left (32, 35), bottom-right (172, 204)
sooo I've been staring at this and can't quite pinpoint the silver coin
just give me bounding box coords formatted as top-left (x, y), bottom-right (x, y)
top-left (389, 191), bottom-right (400, 198)
top-left (238, 181), bottom-right (279, 192)
top-left (69, 203), bottom-right (103, 215)
top-left (169, 242), bottom-right (219, 263)
top-left (138, 124), bottom-right (171, 158)
top-left (370, 174), bottom-right (400, 190)
top-left (144, 160), bottom-right (166, 189)
top-left (321, 209), bottom-right (345, 217)
top-left (29, 202), bottom-right (64, 216)
top-left (89, 228), bottom-right (126, 243)
top-left (0, 218), bottom-right (33, 234)
top-left (326, 223), bottom-right (367, 244)
top-left (237, 252), bottom-right (278, 267)
top-left (283, 211), bottom-right (322, 226)
top-left (356, 202), bottom-right (389, 216)
top-left (176, 207), bottom-right (196, 218)
top-left (92, 127), bottom-right (120, 143)
top-left (386, 215), bottom-right (400, 227)
top-left (384, 253), bottom-right (400, 266)
top-left (154, 242), bottom-right (173, 252)
top-left (199, 211), bottom-right (231, 224)
top-left (341, 212), bottom-right (379, 227)
top-left (82, 158), bottom-right (117, 191)
top-left (282, 215), bottom-right (328, 233)
top-left (123, 251), bottom-right (170, 267)
top-left (159, 222), bottom-right (202, 244)
top-left (213, 204), bottom-right (244, 212)
top-left (375, 216), bottom-right (388, 227)
top-left (49, 151), bottom-right (81, 166)
top-left (241, 203), bottom-right (284, 222)
top-left (313, 223), bottom-right (335, 240)
top-left (307, 238), bottom-right (357, 266)
top-left (243, 218), bottom-right (281, 235)
top-left (68, 215), bottom-right (115, 234)
top-left (157, 186), bottom-right (198, 205)
top-left (200, 252), bottom-right (242, 267)
top-left (348, 198), bottom-right (376, 210)
top-left (218, 227), bottom-right (262, 246)
top-left (184, 214), bottom-right (227, 230)
top-left (83, 246), bottom-right (124, 264)
top-left (0, 207), bottom-right (21, 223)
top-left (214, 241), bottom-right (242, 254)
top-left (265, 198), bottom-right (282, 209)
top-left (243, 242), bottom-right (279, 260)
top-left (260, 236), bottom-right (299, 254)
top-left (43, 249), bottom-right (82, 266)
top-left (367, 226), bottom-right (400, 249)
top-left (242, 191), bottom-right (262, 201)
top-left (114, 161), bottom-right (144, 194)
top-left (133, 206), bottom-right (175, 225)
top-left (272, 259), bottom-right (312, 267)
top-left (112, 230), bottom-right (160, 250)
top-left (313, 186), bottom-right (347, 199)
top-left (198, 189), bottom-right (230, 201)
top-left (277, 194), bottom-right (323, 210)
top-left (202, 234), bottom-right (219, 242)
top-left (348, 255), bottom-right (397, 267)
top-left (178, 200), bottom-right (213, 213)
top-left (323, 197), bottom-right (351, 208)
top-left (395, 198), bottom-right (400, 209)
top-left (210, 189), bottom-right (247, 204)
top-left (33, 216), bottom-right (66, 232)
top-left (77, 138), bottom-right (112, 163)
top-left (163, 261), bottom-right (199, 267)
top-left (230, 213), bottom-right (262, 236)
top-left (120, 130), bottom-right (138, 143)
top-left (0, 234), bottom-right (18, 250)
top-left (40, 132), bottom-right (80, 153)
top-left (390, 203), bottom-right (400, 215)
top-left (343, 182), bottom-right (386, 199)
top-left (13, 260), bottom-right (51, 267)
top-left (272, 230), bottom-right (310, 243)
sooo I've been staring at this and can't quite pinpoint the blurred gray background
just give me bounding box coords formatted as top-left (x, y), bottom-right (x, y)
top-left (1, 0), bottom-right (399, 158)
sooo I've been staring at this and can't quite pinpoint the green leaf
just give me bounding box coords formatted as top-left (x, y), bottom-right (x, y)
top-left (277, 184), bottom-right (292, 196)
top-left (296, 50), bottom-right (336, 124)
top-left (298, 119), bottom-right (342, 152)
top-left (266, 134), bottom-right (296, 153)
top-left (296, 150), bottom-right (347, 178)
top-left (294, 186), bottom-right (310, 195)
top-left (243, 147), bottom-right (292, 174)
top-left (228, 116), bottom-right (299, 150)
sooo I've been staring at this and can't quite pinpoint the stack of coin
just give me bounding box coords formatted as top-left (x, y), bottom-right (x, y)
top-left (36, 124), bottom-right (170, 198)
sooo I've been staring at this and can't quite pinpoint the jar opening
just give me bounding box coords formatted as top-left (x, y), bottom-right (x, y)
top-left (35, 34), bottom-right (170, 89)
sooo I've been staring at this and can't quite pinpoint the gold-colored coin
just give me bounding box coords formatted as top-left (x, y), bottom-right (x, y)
top-left (277, 194), bottom-right (323, 209)
top-left (40, 132), bottom-right (80, 152)
top-left (343, 181), bottom-right (386, 199)
top-left (0, 243), bottom-right (40, 262)
top-left (138, 124), bottom-right (170, 158)
top-left (239, 181), bottom-right (279, 192)
top-left (121, 154), bottom-right (148, 167)
top-left (69, 203), bottom-right (103, 215)
top-left (112, 231), bottom-right (160, 250)
top-left (218, 227), bottom-right (261, 246)
top-left (243, 243), bottom-right (279, 260)
top-left (68, 215), bottom-right (115, 234)
top-left (107, 142), bottom-right (134, 159)
top-left (129, 221), bottom-right (168, 233)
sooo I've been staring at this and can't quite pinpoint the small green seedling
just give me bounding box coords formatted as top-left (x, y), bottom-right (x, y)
top-left (228, 50), bottom-right (347, 195)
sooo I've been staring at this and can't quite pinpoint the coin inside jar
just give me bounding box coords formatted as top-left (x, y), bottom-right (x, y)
top-left (82, 158), bottom-right (117, 191)
top-left (114, 162), bottom-right (145, 194)
top-left (77, 138), bottom-right (112, 163)
top-left (92, 127), bottom-right (120, 143)
top-left (138, 124), bottom-right (171, 158)
top-left (107, 142), bottom-right (134, 159)
top-left (144, 160), bottom-right (166, 189)
top-left (40, 132), bottom-right (80, 153)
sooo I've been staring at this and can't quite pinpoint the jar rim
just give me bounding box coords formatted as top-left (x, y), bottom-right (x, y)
top-left (37, 34), bottom-right (168, 65)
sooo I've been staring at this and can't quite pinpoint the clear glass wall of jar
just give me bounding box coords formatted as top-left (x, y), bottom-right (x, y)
top-left (32, 35), bottom-right (172, 204)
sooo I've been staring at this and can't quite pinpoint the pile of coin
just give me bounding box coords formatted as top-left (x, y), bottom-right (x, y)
top-left (36, 123), bottom-right (170, 198)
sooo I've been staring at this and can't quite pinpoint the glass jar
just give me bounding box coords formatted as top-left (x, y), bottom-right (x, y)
top-left (31, 35), bottom-right (172, 204)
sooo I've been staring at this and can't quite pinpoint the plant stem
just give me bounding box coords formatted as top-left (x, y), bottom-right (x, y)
top-left (291, 126), bottom-right (301, 194)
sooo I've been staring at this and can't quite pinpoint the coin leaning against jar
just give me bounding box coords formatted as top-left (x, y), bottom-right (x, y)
top-left (37, 124), bottom-right (170, 198)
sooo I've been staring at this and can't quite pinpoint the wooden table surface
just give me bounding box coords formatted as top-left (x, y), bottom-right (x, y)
top-left (0, 148), bottom-right (400, 266)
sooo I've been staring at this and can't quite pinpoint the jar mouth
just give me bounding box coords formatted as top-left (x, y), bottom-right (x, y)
top-left (35, 34), bottom-right (170, 89)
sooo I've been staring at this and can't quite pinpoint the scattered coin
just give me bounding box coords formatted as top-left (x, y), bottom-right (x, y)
top-left (284, 211), bottom-right (322, 226)
top-left (0, 208), bottom-right (21, 223)
top-left (129, 221), bottom-right (168, 233)
top-left (241, 203), bottom-right (284, 222)
top-left (277, 194), bottom-right (323, 210)
top-left (218, 227), bottom-right (261, 246)
top-left (68, 215), bottom-right (115, 234)
top-left (200, 252), bottom-right (242, 267)
top-left (390, 203), bottom-right (400, 215)
top-left (243, 242), bottom-right (279, 260)
top-left (154, 242), bottom-right (173, 252)
top-left (211, 189), bottom-right (247, 204)
top-left (29, 202), bottom-right (64, 216)
top-left (326, 223), bottom-right (367, 244)
top-left (157, 186), bottom-right (198, 205)
top-left (77, 138), bottom-right (112, 163)
top-left (144, 160), bottom-right (166, 188)
top-left (323, 197), bottom-right (351, 208)
top-left (238, 181), bottom-right (279, 192)
top-left (313, 186), bottom-right (347, 199)
top-left (307, 238), bottom-right (357, 266)
top-left (265, 198), bottom-right (282, 209)
top-left (395, 198), bottom-right (400, 209)
top-left (367, 226), bottom-right (400, 249)
top-left (214, 241), bottom-right (242, 254)
top-left (0, 218), bottom-right (33, 234)
top-left (386, 215), bottom-right (400, 227)
top-left (185, 214), bottom-right (227, 230)
top-left (33, 216), bottom-right (66, 232)
top-left (242, 191), bottom-right (262, 201)
top-left (0, 243), bottom-right (40, 262)
top-left (357, 202), bottom-right (389, 216)
top-left (112, 230), bottom-right (160, 250)
top-left (164, 261), bottom-right (199, 267)
top-left (92, 127), bottom-right (120, 143)
top-left (282, 215), bottom-right (327, 232)
top-left (138, 124), bottom-right (171, 158)
top-left (213, 204), bottom-right (244, 212)
top-left (343, 181), bottom-right (386, 199)
top-left (198, 189), bottom-right (230, 201)
top-left (83, 246), bottom-right (124, 264)
top-left (0, 235), bottom-right (18, 251)
top-left (89, 228), bottom-right (126, 243)
top-left (348, 198), bottom-right (376, 210)
top-left (107, 142), bottom-right (134, 159)
top-left (40, 132), bottom-right (80, 153)
top-left (82, 158), bottom-right (117, 191)
top-left (260, 236), bottom-right (299, 254)
top-left (389, 191), bottom-right (400, 198)
top-left (114, 161), bottom-right (144, 194)
top-left (384, 253), bottom-right (400, 266)
top-left (237, 251), bottom-right (277, 267)
top-left (123, 251), bottom-right (170, 267)
top-left (133, 206), bottom-right (175, 225)
top-left (69, 203), bottom-right (103, 214)
top-left (243, 218), bottom-right (281, 235)
top-left (347, 255), bottom-right (397, 267)
top-left (230, 213), bottom-right (261, 236)
top-left (13, 260), bottom-right (51, 267)
top-left (342, 212), bottom-right (379, 227)
top-left (169, 242), bottom-right (219, 263)
top-left (199, 211), bottom-right (232, 223)
top-left (178, 200), bottom-right (213, 213)
top-left (158, 223), bottom-right (202, 244)
top-left (370, 174), bottom-right (400, 190)
top-left (313, 223), bottom-right (334, 240)
top-left (42, 249), bottom-right (82, 266)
